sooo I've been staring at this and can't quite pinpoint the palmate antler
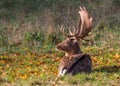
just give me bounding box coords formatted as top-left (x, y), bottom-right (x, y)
top-left (76, 6), bottom-right (92, 39)
top-left (61, 6), bottom-right (93, 40)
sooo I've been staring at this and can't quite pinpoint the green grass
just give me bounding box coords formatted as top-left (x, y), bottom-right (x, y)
top-left (0, 0), bottom-right (119, 85)
top-left (0, 26), bottom-right (119, 86)
top-left (59, 71), bottom-right (120, 86)
top-left (0, 46), bottom-right (120, 86)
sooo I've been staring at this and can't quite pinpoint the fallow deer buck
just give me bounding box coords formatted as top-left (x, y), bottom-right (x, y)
top-left (56, 7), bottom-right (93, 76)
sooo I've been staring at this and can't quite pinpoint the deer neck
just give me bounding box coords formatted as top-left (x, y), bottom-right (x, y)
top-left (71, 43), bottom-right (82, 55)
top-left (65, 48), bottom-right (81, 57)
top-left (65, 42), bottom-right (82, 57)
top-left (65, 51), bottom-right (80, 60)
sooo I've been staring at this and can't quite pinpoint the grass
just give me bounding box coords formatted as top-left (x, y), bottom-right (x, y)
top-left (0, 46), bottom-right (120, 86)
top-left (0, 0), bottom-right (119, 85)
top-left (0, 25), bottom-right (119, 86)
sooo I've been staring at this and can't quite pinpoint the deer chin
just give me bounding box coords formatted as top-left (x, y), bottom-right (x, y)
top-left (55, 48), bottom-right (59, 51)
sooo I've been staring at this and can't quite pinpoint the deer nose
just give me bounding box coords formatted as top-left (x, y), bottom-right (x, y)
top-left (56, 45), bottom-right (60, 49)
top-left (55, 45), bottom-right (59, 51)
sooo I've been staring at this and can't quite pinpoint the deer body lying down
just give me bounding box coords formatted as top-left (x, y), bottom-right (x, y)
top-left (56, 7), bottom-right (93, 76)
top-left (56, 37), bottom-right (92, 76)
top-left (58, 54), bottom-right (92, 76)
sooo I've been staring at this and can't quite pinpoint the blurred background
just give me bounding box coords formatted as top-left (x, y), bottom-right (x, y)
top-left (0, 1), bottom-right (120, 85)
top-left (0, 0), bottom-right (119, 53)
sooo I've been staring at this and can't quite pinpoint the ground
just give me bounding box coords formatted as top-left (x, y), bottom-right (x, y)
top-left (0, 46), bottom-right (120, 86)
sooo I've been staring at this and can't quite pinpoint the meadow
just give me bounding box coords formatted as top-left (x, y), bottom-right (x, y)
top-left (0, 0), bottom-right (120, 86)
top-left (0, 45), bottom-right (120, 86)
top-left (0, 28), bottom-right (120, 86)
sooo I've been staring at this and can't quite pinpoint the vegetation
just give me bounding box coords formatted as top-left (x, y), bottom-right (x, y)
top-left (0, 0), bottom-right (120, 86)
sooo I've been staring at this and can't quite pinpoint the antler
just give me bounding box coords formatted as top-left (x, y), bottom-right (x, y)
top-left (76, 6), bottom-right (92, 39)
top-left (61, 6), bottom-right (92, 39)
top-left (60, 25), bottom-right (76, 37)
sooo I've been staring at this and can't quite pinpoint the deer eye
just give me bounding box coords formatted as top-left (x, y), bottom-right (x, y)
top-left (70, 38), bottom-right (74, 41)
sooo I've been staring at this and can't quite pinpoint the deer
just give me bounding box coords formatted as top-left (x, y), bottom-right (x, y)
top-left (56, 6), bottom-right (93, 76)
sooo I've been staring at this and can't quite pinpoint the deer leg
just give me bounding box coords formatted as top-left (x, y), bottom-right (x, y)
top-left (58, 64), bottom-right (67, 76)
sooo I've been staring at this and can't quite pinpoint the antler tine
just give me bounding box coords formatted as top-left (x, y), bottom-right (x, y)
top-left (69, 27), bottom-right (73, 35)
top-left (68, 27), bottom-right (78, 36)
top-left (60, 25), bottom-right (69, 37)
top-left (73, 27), bottom-right (76, 34)
top-left (83, 6), bottom-right (86, 11)
top-left (80, 6), bottom-right (83, 11)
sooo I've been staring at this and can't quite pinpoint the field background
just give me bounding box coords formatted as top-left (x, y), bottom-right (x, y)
top-left (0, 0), bottom-right (120, 86)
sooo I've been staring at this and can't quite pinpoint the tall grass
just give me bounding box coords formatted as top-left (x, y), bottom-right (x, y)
top-left (0, 1), bottom-right (120, 85)
top-left (0, 0), bottom-right (119, 51)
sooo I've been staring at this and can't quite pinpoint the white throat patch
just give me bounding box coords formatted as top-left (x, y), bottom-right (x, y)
top-left (65, 53), bottom-right (69, 57)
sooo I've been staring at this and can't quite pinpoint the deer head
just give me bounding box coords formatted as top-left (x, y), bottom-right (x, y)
top-left (56, 6), bottom-right (92, 56)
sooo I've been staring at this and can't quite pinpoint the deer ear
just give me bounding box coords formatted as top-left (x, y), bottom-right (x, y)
top-left (90, 17), bottom-right (92, 22)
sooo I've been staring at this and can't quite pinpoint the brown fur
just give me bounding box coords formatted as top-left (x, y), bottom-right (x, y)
top-left (56, 6), bottom-right (93, 76)
top-left (57, 37), bottom-right (92, 76)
